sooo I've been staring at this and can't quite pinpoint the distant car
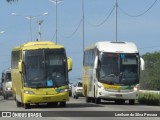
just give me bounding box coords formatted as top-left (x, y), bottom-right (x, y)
top-left (72, 81), bottom-right (83, 99)
top-left (1, 70), bottom-right (13, 99)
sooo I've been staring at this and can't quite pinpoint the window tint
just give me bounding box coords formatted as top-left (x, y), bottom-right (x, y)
top-left (83, 48), bottom-right (96, 66)
top-left (11, 51), bottom-right (20, 69)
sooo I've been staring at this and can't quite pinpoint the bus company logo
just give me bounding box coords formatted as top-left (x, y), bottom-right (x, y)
top-left (2, 112), bottom-right (12, 117)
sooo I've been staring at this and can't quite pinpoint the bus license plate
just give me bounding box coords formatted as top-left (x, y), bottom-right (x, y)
top-left (43, 97), bottom-right (51, 100)
top-left (116, 94), bottom-right (122, 97)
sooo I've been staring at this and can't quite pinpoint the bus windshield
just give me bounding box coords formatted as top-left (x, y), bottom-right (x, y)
top-left (98, 52), bottom-right (139, 85)
top-left (23, 49), bottom-right (67, 88)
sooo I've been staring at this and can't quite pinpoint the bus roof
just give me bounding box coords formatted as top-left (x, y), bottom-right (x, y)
top-left (85, 41), bottom-right (139, 53)
top-left (12, 41), bottom-right (65, 51)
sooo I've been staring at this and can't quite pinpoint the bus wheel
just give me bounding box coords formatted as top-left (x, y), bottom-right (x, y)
top-left (91, 98), bottom-right (95, 103)
top-left (16, 100), bottom-right (21, 107)
top-left (115, 100), bottom-right (125, 105)
top-left (95, 98), bottom-right (101, 104)
top-left (60, 102), bottom-right (66, 107)
top-left (75, 94), bottom-right (79, 99)
top-left (24, 103), bottom-right (30, 109)
top-left (86, 97), bottom-right (91, 103)
top-left (3, 94), bottom-right (8, 99)
top-left (47, 102), bottom-right (58, 107)
top-left (129, 100), bottom-right (135, 105)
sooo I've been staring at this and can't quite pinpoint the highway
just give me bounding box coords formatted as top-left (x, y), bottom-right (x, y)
top-left (0, 95), bottom-right (160, 120)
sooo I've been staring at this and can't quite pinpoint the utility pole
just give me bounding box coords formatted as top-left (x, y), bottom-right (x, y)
top-left (49, 0), bottom-right (62, 44)
top-left (11, 12), bottom-right (48, 41)
top-left (82, 0), bottom-right (85, 52)
top-left (28, 16), bottom-right (33, 41)
top-left (116, 0), bottom-right (118, 42)
top-left (55, 0), bottom-right (58, 44)
top-left (38, 20), bottom-right (43, 41)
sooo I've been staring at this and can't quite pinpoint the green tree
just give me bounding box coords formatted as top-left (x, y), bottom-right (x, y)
top-left (6, 0), bottom-right (18, 3)
top-left (140, 51), bottom-right (160, 90)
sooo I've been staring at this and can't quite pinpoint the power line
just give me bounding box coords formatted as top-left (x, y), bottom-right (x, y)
top-left (118, 0), bottom-right (158, 17)
top-left (84, 5), bottom-right (116, 27)
top-left (59, 18), bottom-right (83, 38)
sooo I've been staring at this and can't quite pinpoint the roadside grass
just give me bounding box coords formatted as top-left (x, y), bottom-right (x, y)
top-left (138, 92), bottom-right (160, 106)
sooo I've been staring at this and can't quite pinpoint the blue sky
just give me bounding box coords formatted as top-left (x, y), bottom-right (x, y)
top-left (0, 0), bottom-right (160, 82)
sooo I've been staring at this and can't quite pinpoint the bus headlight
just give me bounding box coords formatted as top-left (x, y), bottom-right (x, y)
top-left (60, 89), bottom-right (68, 93)
top-left (24, 90), bottom-right (35, 94)
top-left (6, 87), bottom-right (12, 91)
top-left (133, 87), bottom-right (138, 91)
top-left (133, 84), bottom-right (139, 91)
top-left (97, 84), bottom-right (105, 90)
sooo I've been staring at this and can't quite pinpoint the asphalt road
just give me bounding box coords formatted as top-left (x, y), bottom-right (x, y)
top-left (0, 95), bottom-right (159, 120)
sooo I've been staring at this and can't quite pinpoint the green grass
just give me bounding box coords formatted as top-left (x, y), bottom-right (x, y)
top-left (138, 92), bottom-right (160, 106)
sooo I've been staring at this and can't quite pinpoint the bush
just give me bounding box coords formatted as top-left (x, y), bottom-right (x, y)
top-left (138, 92), bottom-right (160, 106)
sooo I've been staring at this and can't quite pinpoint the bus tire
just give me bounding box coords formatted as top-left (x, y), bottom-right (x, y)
top-left (75, 94), bottom-right (79, 99)
top-left (24, 103), bottom-right (30, 109)
top-left (60, 102), bottom-right (66, 107)
top-left (92, 98), bottom-right (95, 103)
top-left (129, 100), bottom-right (135, 105)
top-left (95, 98), bottom-right (101, 104)
top-left (115, 100), bottom-right (125, 105)
top-left (86, 97), bottom-right (91, 103)
top-left (47, 102), bottom-right (58, 107)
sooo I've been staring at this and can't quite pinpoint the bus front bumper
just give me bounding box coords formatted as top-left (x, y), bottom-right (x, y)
top-left (23, 92), bottom-right (69, 104)
top-left (97, 89), bottom-right (138, 100)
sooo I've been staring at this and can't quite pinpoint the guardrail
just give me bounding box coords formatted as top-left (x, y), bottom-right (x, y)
top-left (139, 90), bottom-right (160, 94)
top-left (138, 90), bottom-right (160, 105)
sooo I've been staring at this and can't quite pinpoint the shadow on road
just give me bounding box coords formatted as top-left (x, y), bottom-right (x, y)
top-left (97, 101), bottom-right (140, 106)
top-left (30, 102), bottom-right (103, 109)
top-left (65, 103), bottom-right (103, 108)
top-left (0, 96), bottom-right (14, 102)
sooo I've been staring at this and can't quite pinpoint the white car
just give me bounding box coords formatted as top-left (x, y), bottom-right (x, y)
top-left (1, 70), bottom-right (13, 99)
top-left (72, 81), bottom-right (83, 99)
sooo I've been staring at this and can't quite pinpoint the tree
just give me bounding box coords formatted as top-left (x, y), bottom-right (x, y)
top-left (140, 51), bottom-right (160, 90)
top-left (6, 0), bottom-right (18, 3)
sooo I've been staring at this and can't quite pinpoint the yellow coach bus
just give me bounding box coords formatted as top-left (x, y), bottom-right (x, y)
top-left (82, 41), bottom-right (145, 105)
top-left (11, 41), bottom-right (72, 109)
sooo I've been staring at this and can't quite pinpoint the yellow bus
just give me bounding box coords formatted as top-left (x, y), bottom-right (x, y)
top-left (82, 41), bottom-right (144, 105)
top-left (11, 41), bottom-right (72, 109)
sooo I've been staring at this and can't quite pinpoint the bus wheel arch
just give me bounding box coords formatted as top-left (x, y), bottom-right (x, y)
top-left (129, 100), bottom-right (135, 105)
top-left (24, 103), bottom-right (30, 109)
top-left (60, 102), bottom-right (66, 107)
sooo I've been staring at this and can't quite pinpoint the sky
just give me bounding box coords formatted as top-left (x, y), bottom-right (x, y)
top-left (0, 0), bottom-right (160, 83)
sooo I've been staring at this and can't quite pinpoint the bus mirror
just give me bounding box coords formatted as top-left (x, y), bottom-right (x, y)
top-left (94, 56), bottom-right (98, 69)
top-left (67, 57), bottom-right (72, 72)
top-left (18, 61), bottom-right (23, 73)
top-left (140, 57), bottom-right (145, 71)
